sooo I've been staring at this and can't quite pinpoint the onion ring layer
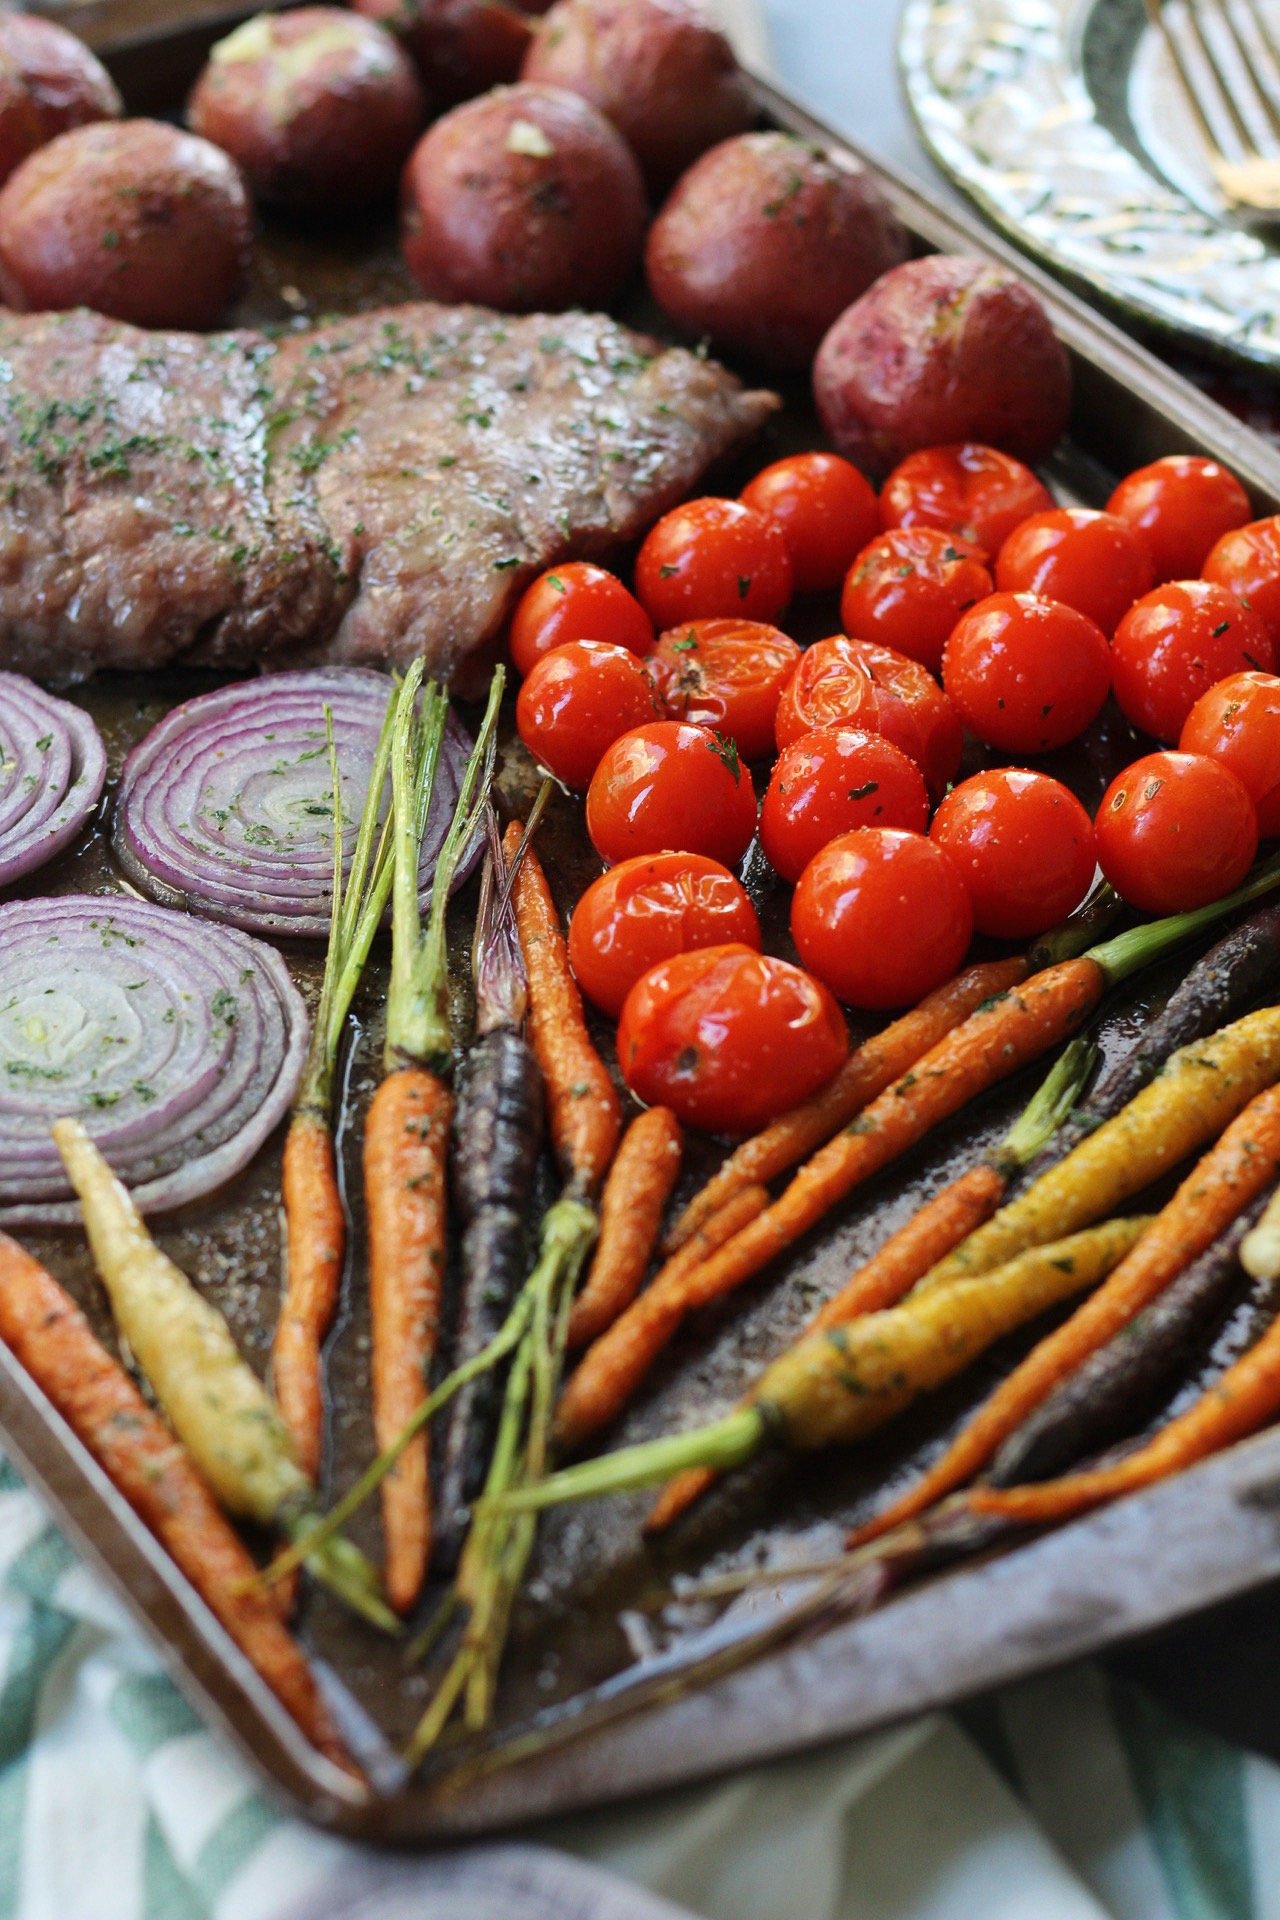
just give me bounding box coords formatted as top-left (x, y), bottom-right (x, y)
top-left (0, 674), bottom-right (106, 890)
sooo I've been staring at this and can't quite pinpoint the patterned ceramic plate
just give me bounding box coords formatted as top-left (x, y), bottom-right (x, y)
top-left (899, 0), bottom-right (1280, 367)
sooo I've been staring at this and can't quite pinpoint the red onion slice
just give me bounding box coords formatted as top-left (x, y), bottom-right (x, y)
top-left (112, 668), bottom-right (477, 939)
top-left (0, 675), bottom-right (106, 891)
top-left (0, 895), bottom-right (307, 1225)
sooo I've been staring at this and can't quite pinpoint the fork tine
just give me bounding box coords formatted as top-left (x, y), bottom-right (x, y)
top-left (1201, 0), bottom-right (1280, 143)
top-left (1145, 0), bottom-right (1244, 158)
top-left (1181, 0), bottom-right (1259, 155)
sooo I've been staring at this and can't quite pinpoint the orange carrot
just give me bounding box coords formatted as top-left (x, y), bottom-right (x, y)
top-left (567, 1106), bottom-right (683, 1351)
top-left (555, 1182), bottom-right (770, 1451)
top-left (852, 1079), bottom-right (1280, 1548)
top-left (365, 1067), bottom-right (452, 1615)
top-left (658, 960), bottom-right (1101, 1332)
top-left (273, 1108), bottom-right (344, 1484)
top-left (969, 1289), bottom-right (1280, 1528)
top-left (645, 1162), bottom-right (1007, 1532)
top-left (509, 827), bottom-right (622, 1198)
top-left (666, 957), bottom-right (1030, 1250)
top-left (0, 1233), bottom-right (354, 1775)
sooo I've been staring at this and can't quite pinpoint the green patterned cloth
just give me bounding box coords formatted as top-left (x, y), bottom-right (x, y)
top-left (1, 1451), bottom-right (1275, 1920)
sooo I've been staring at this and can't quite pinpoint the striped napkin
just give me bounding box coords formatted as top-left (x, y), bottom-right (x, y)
top-left (3, 1436), bottom-right (1279, 1920)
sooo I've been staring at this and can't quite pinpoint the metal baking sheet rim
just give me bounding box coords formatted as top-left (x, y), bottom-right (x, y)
top-left (899, 0), bottom-right (1280, 370)
top-left (2, 53), bottom-right (1280, 1839)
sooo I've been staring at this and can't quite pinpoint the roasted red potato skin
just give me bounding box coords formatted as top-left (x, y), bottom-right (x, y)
top-left (522, 0), bottom-right (755, 191)
top-left (0, 14), bottom-right (121, 188)
top-left (647, 131), bottom-right (908, 372)
top-left (400, 81), bottom-right (646, 310)
top-left (353, 0), bottom-right (533, 105)
top-left (814, 255), bottom-right (1073, 479)
top-left (188, 8), bottom-right (426, 213)
top-left (0, 119), bottom-right (251, 328)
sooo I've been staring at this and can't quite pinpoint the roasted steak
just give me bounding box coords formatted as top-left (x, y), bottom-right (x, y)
top-left (0, 303), bottom-right (776, 679)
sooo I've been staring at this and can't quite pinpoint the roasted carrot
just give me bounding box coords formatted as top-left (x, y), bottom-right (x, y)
top-left (274, 694), bottom-right (398, 1481)
top-left (990, 1186), bottom-right (1275, 1488)
top-left (500, 1218), bottom-right (1150, 1516)
top-left (366, 663), bottom-right (503, 1611)
top-left (0, 1233), bottom-right (355, 1774)
top-left (514, 836), bottom-right (621, 1199)
top-left (1242, 1183), bottom-right (1280, 1281)
top-left (852, 1074), bottom-right (1280, 1546)
top-left (554, 1182), bottom-right (771, 1452)
top-left (646, 1040), bottom-right (1094, 1530)
top-left (666, 957), bottom-right (1030, 1251)
top-left (53, 1119), bottom-right (396, 1631)
top-left (568, 1106), bottom-right (683, 1351)
top-left (970, 1264), bottom-right (1280, 1528)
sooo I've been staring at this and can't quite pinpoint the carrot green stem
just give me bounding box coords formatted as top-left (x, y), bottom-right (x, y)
top-left (490, 1408), bottom-right (768, 1515)
top-left (997, 1036), bottom-right (1095, 1173)
top-left (1030, 879), bottom-right (1120, 967)
top-left (1089, 853), bottom-right (1280, 986)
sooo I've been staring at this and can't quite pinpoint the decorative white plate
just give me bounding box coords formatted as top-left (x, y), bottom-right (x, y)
top-left (899, 0), bottom-right (1280, 367)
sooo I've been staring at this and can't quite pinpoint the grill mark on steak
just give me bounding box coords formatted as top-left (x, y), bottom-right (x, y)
top-left (0, 304), bottom-right (777, 679)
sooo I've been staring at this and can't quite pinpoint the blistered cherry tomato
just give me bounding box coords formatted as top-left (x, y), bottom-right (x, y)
top-left (760, 727), bottom-right (929, 884)
top-left (634, 497), bottom-right (793, 629)
top-left (509, 560), bottom-right (653, 678)
top-left (775, 633), bottom-right (963, 797)
top-left (568, 851), bottom-right (761, 1017)
top-left (516, 639), bottom-right (657, 788)
top-left (617, 943), bottom-right (847, 1134)
top-left (740, 451), bottom-right (880, 594)
top-left (995, 506), bottom-right (1155, 637)
top-left (880, 443), bottom-right (1054, 557)
top-left (647, 617), bottom-right (801, 760)
top-left (1095, 750), bottom-right (1257, 915)
top-left (942, 592), bottom-right (1111, 755)
top-left (792, 828), bottom-right (973, 1010)
top-left (930, 769), bottom-right (1096, 939)
top-left (840, 526), bottom-right (992, 673)
top-left (1203, 517), bottom-right (1280, 643)
top-left (1110, 580), bottom-right (1275, 743)
top-left (1107, 455), bottom-right (1252, 583)
top-left (586, 719), bottom-right (757, 867)
top-left (1180, 671), bottom-right (1280, 838)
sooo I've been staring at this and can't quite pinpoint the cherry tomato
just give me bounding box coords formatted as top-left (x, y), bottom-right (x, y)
top-left (775, 633), bottom-right (963, 798)
top-left (995, 506), bottom-right (1155, 636)
top-left (1203, 517), bottom-right (1280, 643)
top-left (1110, 580), bottom-right (1275, 743)
top-left (929, 769), bottom-right (1096, 939)
top-left (792, 828), bottom-right (973, 1010)
top-left (740, 451), bottom-right (880, 594)
top-left (1107, 455), bottom-right (1252, 583)
top-left (509, 561), bottom-right (653, 678)
top-left (617, 943), bottom-right (847, 1135)
top-left (1095, 750), bottom-right (1258, 915)
top-left (880, 442), bottom-right (1054, 557)
top-left (634, 497), bottom-right (793, 629)
top-left (840, 526), bottom-right (992, 673)
top-left (515, 640), bottom-right (657, 789)
top-left (942, 592), bottom-right (1111, 755)
top-left (760, 727), bottom-right (929, 884)
top-left (586, 719), bottom-right (757, 867)
top-left (647, 617), bottom-right (801, 760)
top-left (1180, 671), bottom-right (1280, 838)
top-left (567, 851), bottom-right (761, 1018)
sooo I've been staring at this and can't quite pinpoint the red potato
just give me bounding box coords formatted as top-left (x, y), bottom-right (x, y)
top-left (646, 132), bottom-right (909, 373)
top-left (353, 0), bottom-right (532, 106)
top-left (814, 255), bottom-right (1073, 479)
top-left (401, 81), bottom-right (646, 310)
top-left (0, 119), bottom-right (251, 328)
top-left (0, 14), bottom-right (120, 188)
top-left (188, 8), bottom-right (425, 214)
top-left (521, 0), bottom-right (754, 191)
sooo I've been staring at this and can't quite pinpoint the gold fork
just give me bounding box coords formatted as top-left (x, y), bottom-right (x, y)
top-left (1146, 0), bottom-right (1280, 212)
